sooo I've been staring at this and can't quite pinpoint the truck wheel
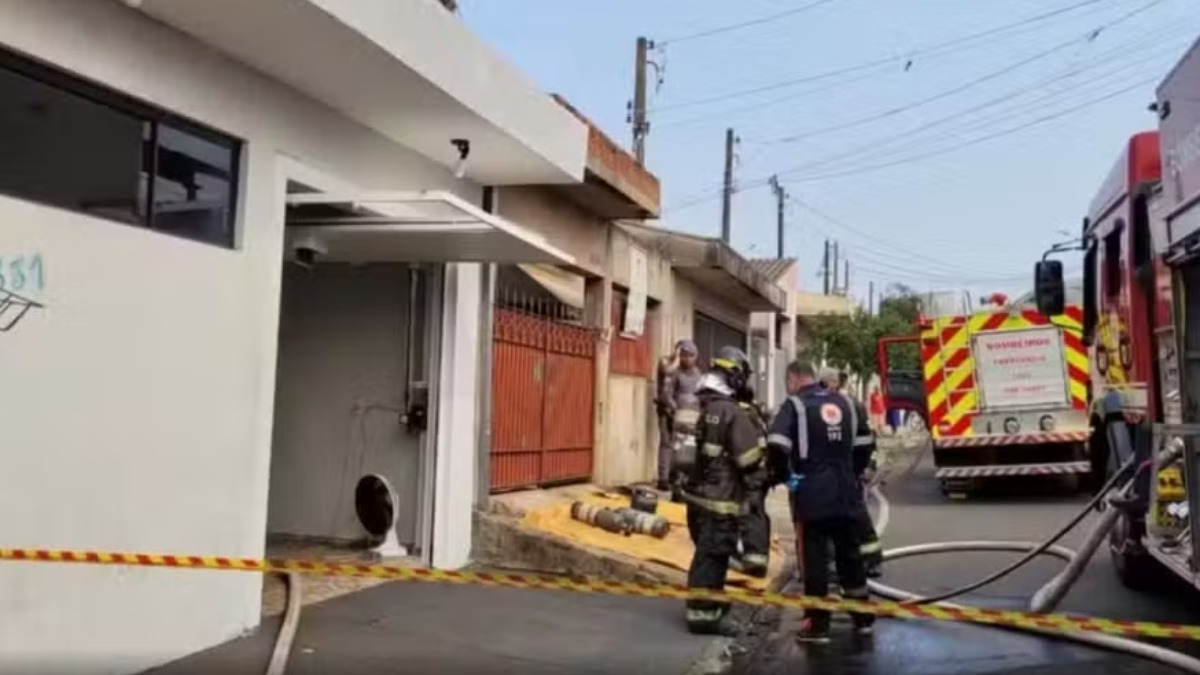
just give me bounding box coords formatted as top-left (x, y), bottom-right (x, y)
top-left (1109, 508), bottom-right (1160, 591)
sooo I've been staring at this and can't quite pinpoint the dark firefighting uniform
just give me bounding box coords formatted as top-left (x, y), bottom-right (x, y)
top-left (767, 383), bottom-right (875, 633)
top-left (682, 382), bottom-right (766, 634)
top-left (839, 391), bottom-right (883, 578)
top-left (733, 400), bottom-right (771, 578)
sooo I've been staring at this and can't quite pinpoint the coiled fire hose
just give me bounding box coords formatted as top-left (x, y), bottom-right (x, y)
top-left (866, 439), bottom-right (1200, 673)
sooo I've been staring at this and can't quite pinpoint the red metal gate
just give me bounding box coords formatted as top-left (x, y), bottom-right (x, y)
top-left (490, 308), bottom-right (596, 492)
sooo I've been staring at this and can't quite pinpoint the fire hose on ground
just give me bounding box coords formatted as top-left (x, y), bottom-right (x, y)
top-left (864, 438), bottom-right (1200, 673)
top-left (265, 443), bottom-right (1200, 675)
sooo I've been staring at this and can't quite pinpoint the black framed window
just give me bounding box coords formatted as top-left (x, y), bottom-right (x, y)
top-left (1103, 220), bottom-right (1123, 299)
top-left (0, 50), bottom-right (241, 248)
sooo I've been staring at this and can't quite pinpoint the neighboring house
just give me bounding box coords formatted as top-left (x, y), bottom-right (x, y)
top-left (477, 97), bottom-right (662, 493)
top-left (619, 223), bottom-right (789, 478)
top-left (0, 0), bottom-right (589, 672)
top-left (749, 259), bottom-right (799, 409)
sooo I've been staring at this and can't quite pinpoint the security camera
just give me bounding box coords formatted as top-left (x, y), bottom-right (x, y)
top-left (451, 138), bottom-right (470, 179)
top-left (291, 233), bottom-right (329, 270)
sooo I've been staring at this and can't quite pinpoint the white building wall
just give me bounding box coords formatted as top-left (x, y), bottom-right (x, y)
top-left (0, 0), bottom-right (486, 671)
top-left (432, 263), bottom-right (481, 569)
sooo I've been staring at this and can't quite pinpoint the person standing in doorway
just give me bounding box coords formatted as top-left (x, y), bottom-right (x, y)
top-left (656, 339), bottom-right (703, 493)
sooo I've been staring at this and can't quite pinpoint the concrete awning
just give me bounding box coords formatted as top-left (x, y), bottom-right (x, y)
top-left (285, 191), bottom-right (576, 265)
top-left (620, 223), bottom-right (787, 312)
top-left (131, 0), bottom-right (587, 185)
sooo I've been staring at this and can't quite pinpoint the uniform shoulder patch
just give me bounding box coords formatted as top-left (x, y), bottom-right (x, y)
top-left (819, 403), bottom-right (843, 425)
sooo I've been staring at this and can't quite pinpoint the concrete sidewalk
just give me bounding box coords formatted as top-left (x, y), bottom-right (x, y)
top-left (145, 580), bottom-right (728, 675)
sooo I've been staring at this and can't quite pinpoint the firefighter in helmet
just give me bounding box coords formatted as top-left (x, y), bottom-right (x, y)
top-left (730, 386), bottom-right (772, 579)
top-left (681, 345), bottom-right (767, 636)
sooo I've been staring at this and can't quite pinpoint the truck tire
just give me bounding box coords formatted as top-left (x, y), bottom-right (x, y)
top-left (1109, 507), bottom-right (1160, 591)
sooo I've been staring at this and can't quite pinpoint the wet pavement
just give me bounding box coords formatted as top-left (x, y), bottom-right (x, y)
top-left (144, 436), bottom-right (1200, 675)
top-left (734, 439), bottom-right (1200, 674)
top-left (145, 581), bottom-right (722, 675)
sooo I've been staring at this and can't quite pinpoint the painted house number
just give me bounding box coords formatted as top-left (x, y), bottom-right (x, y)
top-left (0, 254), bottom-right (46, 294)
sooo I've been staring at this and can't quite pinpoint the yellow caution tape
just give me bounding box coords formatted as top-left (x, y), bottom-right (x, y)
top-left (2, 546), bottom-right (1198, 641)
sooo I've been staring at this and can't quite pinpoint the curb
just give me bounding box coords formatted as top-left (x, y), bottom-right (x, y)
top-left (472, 510), bottom-right (685, 587)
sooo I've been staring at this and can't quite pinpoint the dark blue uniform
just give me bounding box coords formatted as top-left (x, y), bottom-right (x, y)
top-left (767, 383), bottom-right (875, 635)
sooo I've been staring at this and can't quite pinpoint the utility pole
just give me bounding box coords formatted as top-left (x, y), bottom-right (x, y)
top-left (823, 239), bottom-right (831, 294)
top-left (769, 175), bottom-right (786, 258)
top-left (832, 241), bottom-right (840, 292)
top-left (869, 281), bottom-right (875, 315)
top-left (720, 128), bottom-right (737, 244)
top-left (629, 37), bottom-right (655, 164)
top-left (843, 260), bottom-right (850, 295)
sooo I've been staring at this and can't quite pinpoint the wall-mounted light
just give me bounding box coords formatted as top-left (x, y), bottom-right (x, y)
top-left (451, 138), bottom-right (470, 179)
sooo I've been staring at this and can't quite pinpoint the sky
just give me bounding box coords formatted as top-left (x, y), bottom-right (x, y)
top-left (460, 0), bottom-right (1199, 309)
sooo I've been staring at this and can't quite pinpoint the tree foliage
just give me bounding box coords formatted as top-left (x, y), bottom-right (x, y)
top-left (805, 284), bottom-right (923, 385)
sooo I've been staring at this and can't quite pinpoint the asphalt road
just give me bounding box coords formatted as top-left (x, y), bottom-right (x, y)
top-left (736, 437), bottom-right (1200, 674)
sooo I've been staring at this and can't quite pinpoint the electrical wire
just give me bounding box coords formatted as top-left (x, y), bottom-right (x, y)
top-left (656, 0), bottom-right (1153, 131)
top-left (763, 0), bottom-right (1170, 147)
top-left (657, 0), bottom-right (1161, 132)
top-left (771, 21), bottom-right (1196, 177)
top-left (667, 70), bottom-right (1156, 214)
top-left (793, 201), bottom-right (1022, 277)
top-left (659, 0), bottom-right (842, 46)
top-left (651, 0), bottom-right (1120, 113)
top-left (778, 75), bottom-right (1156, 184)
top-left (659, 23), bottom-right (1180, 215)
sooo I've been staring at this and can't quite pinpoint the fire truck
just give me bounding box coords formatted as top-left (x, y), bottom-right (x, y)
top-left (1034, 36), bottom-right (1200, 589)
top-left (877, 302), bottom-right (1092, 496)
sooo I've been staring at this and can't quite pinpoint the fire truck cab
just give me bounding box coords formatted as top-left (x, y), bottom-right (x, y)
top-left (1036, 37), bottom-right (1200, 590)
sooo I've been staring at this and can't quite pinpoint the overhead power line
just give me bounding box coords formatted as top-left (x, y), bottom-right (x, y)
top-left (773, 75), bottom-right (1156, 188)
top-left (664, 72), bottom-right (1156, 215)
top-left (765, 0), bottom-right (1167, 146)
top-left (660, 0), bottom-right (842, 45)
top-left (657, 0), bottom-right (1149, 130)
top-left (768, 20), bottom-right (1195, 177)
top-left (651, 0), bottom-right (1116, 113)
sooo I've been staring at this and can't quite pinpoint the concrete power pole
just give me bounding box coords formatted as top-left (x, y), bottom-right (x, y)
top-left (832, 241), bottom-right (840, 292)
top-left (769, 175), bottom-right (786, 258)
top-left (869, 281), bottom-right (875, 315)
top-left (630, 37), bottom-right (655, 164)
top-left (823, 239), bottom-right (831, 294)
top-left (843, 259), bottom-right (850, 295)
top-left (720, 128), bottom-right (737, 244)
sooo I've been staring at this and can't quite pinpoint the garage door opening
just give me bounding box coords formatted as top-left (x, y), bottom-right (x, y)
top-left (261, 180), bottom-right (440, 616)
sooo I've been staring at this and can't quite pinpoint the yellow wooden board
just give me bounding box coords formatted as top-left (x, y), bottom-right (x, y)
top-left (520, 490), bottom-right (784, 591)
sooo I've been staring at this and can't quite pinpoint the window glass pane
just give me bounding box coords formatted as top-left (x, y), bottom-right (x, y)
top-left (152, 123), bottom-right (235, 245)
top-left (0, 65), bottom-right (145, 224)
